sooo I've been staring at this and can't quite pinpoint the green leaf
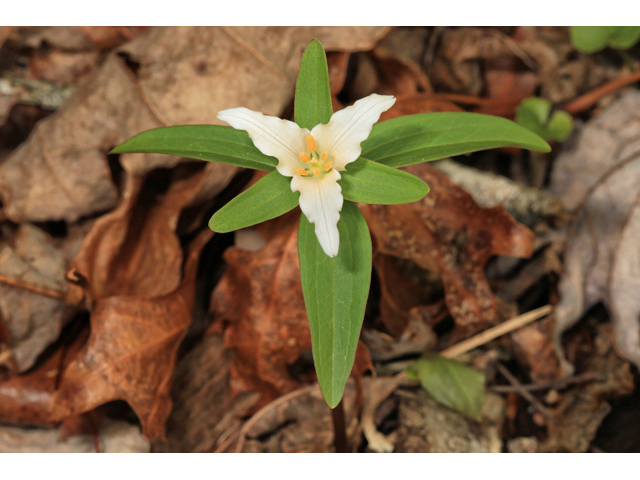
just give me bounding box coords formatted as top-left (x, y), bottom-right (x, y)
top-left (515, 97), bottom-right (573, 142)
top-left (570, 26), bottom-right (640, 53)
top-left (209, 171), bottom-right (298, 232)
top-left (298, 201), bottom-right (372, 408)
top-left (110, 125), bottom-right (277, 171)
top-left (570, 26), bottom-right (611, 53)
top-left (361, 112), bottom-right (551, 169)
top-left (295, 39), bottom-right (332, 130)
top-left (609, 26), bottom-right (640, 49)
top-left (406, 354), bottom-right (486, 422)
top-left (545, 110), bottom-right (573, 142)
top-left (340, 157), bottom-right (429, 204)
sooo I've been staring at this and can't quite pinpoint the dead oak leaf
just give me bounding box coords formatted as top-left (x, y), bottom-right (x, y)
top-left (50, 230), bottom-right (212, 441)
top-left (361, 163), bottom-right (535, 338)
top-left (212, 213), bottom-right (312, 405)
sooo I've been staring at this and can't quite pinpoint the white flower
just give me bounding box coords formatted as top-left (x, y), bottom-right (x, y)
top-left (217, 94), bottom-right (395, 257)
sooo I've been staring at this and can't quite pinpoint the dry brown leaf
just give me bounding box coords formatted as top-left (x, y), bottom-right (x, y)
top-left (212, 212), bottom-right (311, 404)
top-left (0, 224), bottom-right (86, 372)
top-left (550, 91), bottom-right (640, 373)
top-left (68, 163), bottom-right (206, 303)
top-left (373, 254), bottom-right (442, 336)
top-left (0, 420), bottom-right (149, 453)
top-left (50, 230), bottom-right (213, 441)
top-left (361, 163), bottom-right (535, 339)
top-left (0, 324), bottom-right (88, 425)
top-left (0, 26), bottom-right (389, 224)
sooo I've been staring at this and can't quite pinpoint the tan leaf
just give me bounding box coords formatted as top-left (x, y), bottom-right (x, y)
top-left (0, 224), bottom-right (86, 372)
top-left (550, 91), bottom-right (640, 373)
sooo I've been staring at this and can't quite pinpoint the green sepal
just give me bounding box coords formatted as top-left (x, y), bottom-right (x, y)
top-left (209, 171), bottom-right (298, 233)
top-left (298, 201), bottom-right (372, 408)
top-left (110, 125), bottom-right (278, 171)
top-left (341, 157), bottom-right (429, 205)
top-left (406, 354), bottom-right (486, 422)
top-left (361, 112), bottom-right (551, 168)
top-left (295, 39), bottom-right (332, 130)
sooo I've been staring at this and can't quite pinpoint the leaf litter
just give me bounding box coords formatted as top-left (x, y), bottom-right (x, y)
top-left (1, 26), bottom-right (640, 452)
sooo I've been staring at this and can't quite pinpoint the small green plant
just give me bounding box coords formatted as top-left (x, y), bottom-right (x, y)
top-left (112, 39), bottom-right (550, 409)
top-left (570, 26), bottom-right (640, 54)
top-left (515, 97), bottom-right (573, 142)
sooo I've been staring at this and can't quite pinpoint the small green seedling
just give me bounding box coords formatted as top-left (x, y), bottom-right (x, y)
top-left (112, 39), bottom-right (550, 409)
top-left (570, 26), bottom-right (640, 54)
top-left (516, 97), bottom-right (573, 142)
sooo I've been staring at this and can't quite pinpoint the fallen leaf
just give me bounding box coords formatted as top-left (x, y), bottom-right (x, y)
top-left (407, 354), bottom-right (486, 421)
top-left (68, 163), bottom-right (206, 303)
top-left (0, 420), bottom-right (149, 453)
top-left (212, 212), bottom-right (312, 404)
top-left (0, 324), bottom-right (88, 425)
top-left (373, 254), bottom-right (443, 336)
top-left (362, 163), bottom-right (535, 339)
top-left (51, 229), bottom-right (213, 440)
top-left (0, 224), bottom-right (85, 372)
top-left (550, 91), bottom-right (640, 373)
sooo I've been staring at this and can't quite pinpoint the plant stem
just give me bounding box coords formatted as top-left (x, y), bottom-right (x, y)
top-left (331, 399), bottom-right (348, 453)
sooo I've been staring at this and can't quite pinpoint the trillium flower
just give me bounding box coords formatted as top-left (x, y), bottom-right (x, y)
top-left (217, 93), bottom-right (396, 257)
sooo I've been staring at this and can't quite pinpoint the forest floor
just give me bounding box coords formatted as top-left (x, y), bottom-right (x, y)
top-left (0, 26), bottom-right (639, 452)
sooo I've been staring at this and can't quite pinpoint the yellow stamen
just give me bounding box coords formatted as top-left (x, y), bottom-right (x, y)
top-left (321, 151), bottom-right (328, 162)
top-left (299, 152), bottom-right (310, 163)
top-left (295, 168), bottom-right (308, 176)
top-left (306, 135), bottom-right (317, 152)
top-left (312, 168), bottom-right (320, 177)
top-left (324, 160), bottom-right (334, 172)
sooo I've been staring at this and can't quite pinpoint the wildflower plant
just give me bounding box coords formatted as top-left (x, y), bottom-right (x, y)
top-left (112, 39), bottom-right (550, 408)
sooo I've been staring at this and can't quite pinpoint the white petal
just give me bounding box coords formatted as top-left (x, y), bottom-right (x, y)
top-left (311, 93), bottom-right (395, 170)
top-left (217, 107), bottom-right (309, 177)
top-left (291, 169), bottom-right (343, 257)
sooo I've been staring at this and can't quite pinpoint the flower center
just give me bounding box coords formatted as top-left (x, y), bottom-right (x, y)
top-left (295, 135), bottom-right (333, 178)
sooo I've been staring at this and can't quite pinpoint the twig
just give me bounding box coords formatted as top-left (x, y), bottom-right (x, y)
top-left (440, 305), bottom-right (553, 359)
top-left (496, 363), bottom-right (551, 418)
top-left (490, 371), bottom-right (606, 393)
top-left (0, 274), bottom-right (66, 299)
top-left (563, 69), bottom-right (640, 115)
